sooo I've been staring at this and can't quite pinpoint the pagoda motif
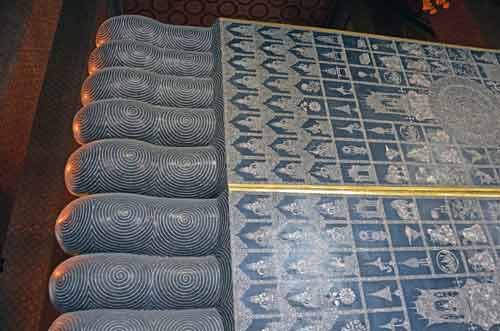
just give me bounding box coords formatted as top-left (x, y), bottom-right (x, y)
top-left (240, 198), bottom-right (271, 217)
top-left (379, 55), bottom-right (401, 70)
top-left (229, 39), bottom-right (254, 53)
top-left (406, 145), bottom-right (432, 163)
top-left (365, 89), bottom-right (434, 121)
top-left (347, 164), bottom-right (376, 183)
top-left (231, 93), bottom-right (259, 110)
top-left (337, 123), bottom-right (362, 134)
top-left (227, 24), bottom-right (253, 37)
top-left (325, 226), bottom-right (353, 246)
top-left (315, 34), bottom-right (341, 46)
top-left (261, 42), bottom-right (286, 56)
top-left (229, 56), bottom-right (256, 71)
top-left (309, 163), bottom-right (341, 182)
top-left (385, 165), bottom-right (409, 184)
top-left (408, 72), bottom-right (432, 87)
top-left (487, 202), bottom-right (500, 220)
top-left (288, 30), bottom-right (312, 43)
top-left (233, 137), bottom-right (264, 155)
top-left (278, 198), bottom-right (307, 217)
top-left (474, 52), bottom-right (498, 64)
top-left (243, 227), bottom-right (273, 247)
top-left (305, 140), bottom-right (333, 159)
top-left (390, 199), bottom-right (418, 220)
top-left (414, 277), bottom-right (500, 329)
top-left (354, 199), bottom-right (384, 219)
top-left (247, 258), bottom-right (274, 277)
top-left (322, 49), bottom-right (345, 62)
top-left (262, 58), bottom-right (287, 74)
top-left (258, 27), bottom-right (282, 39)
top-left (287, 288), bottom-right (320, 309)
top-left (249, 290), bottom-right (276, 311)
top-left (317, 199), bottom-right (348, 219)
top-left (328, 254), bottom-right (358, 276)
top-left (286, 258), bottom-right (313, 275)
top-left (236, 160), bottom-right (267, 180)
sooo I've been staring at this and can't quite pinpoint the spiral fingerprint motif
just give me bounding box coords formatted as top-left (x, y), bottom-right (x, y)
top-left (74, 100), bottom-right (216, 146)
top-left (96, 15), bottom-right (214, 52)
top-left (49, 15), bottom-right (233, 331)
top-left (89, 40), bottom-right (214, 76)
top-left (81, 68), bottom-right (214, 108)
top-left (65, 139), bottom-right (221, 198)
top-left (55, 193), bottom-right (221, 256)
top-left (49, 254), bottom-right (221, 312)
top-left (49, 309), bottom-right (223, 331)
top-left (50, 309), bottom-right (224, 331)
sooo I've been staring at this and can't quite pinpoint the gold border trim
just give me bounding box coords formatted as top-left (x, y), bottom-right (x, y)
top-left (229, 183), bottom-right (500, 198)
top-left (219, 17), bottom-right (500, 53)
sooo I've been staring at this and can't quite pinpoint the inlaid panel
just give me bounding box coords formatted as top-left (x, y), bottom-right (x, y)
top-left (220, 20), bottom-right (500, 187)
top-left (41, 15), bottom-right (500, 331)
top-left (229, 191), bottom-right (500, 331)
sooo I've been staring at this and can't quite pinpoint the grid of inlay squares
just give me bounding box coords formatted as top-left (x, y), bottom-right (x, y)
top-left (229, 192), bottom-right (500, 331)
top-left (221, 21), bottom-right (500, 186)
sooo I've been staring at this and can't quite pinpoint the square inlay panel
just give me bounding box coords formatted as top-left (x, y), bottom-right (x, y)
top-left (220, 20), bottom-right (500, 187)
top-left (229, 191), bottom-right (500, 331)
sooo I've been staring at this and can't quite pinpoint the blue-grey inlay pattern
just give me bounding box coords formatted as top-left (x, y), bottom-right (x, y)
top-left (230, 191), bottom-right (500, 331)
top-left (221, 21), bottom-right (500, 187)
top-left (88, 40), bottom-right (214, 77)
top-left (65, 139), bottom-right (221, 198)
top-left (55, 193), bottom-right (221, 256)
top-left (74, 100), bottom-right (216, 146)
top-left (49, 254), bottom-right (221, 312)
top-left (49, 309), bottom-right (224, 331)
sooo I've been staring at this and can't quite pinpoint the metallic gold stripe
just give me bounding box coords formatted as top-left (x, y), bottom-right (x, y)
top-left (228, 183), bottom-right (500, 198)
top-left (219, 17), bottom-right (500, 53)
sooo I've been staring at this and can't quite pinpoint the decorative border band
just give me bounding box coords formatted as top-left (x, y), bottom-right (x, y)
top-left (228, 183), bottom-right (500, 198)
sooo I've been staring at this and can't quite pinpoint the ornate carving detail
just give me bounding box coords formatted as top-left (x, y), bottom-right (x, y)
top-left (250, 290), bottom-right (275, 311)
top-left (391, 199), bottom-right (418, 220)
top-left (427, 225), bottom-right (458, 246)
top-left (467, 251), bottom-right (496, 272)
top-left (461, 224), bottom-right (488, 244)
top-left (341, 320), bottom-right (367, 331)
top-left (415, 278), bottom-right (500, 329)
top-left (326, 287), bottom-right (357, 306)
top-left (436, 250), bottom-right (460, 273)
top-left (365, 89), bottom-right (433, 121)
top-left (430, 77), bottom-right (500, 145)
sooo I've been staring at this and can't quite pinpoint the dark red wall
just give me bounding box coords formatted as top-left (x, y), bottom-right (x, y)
top-left (121, 0), bottom-right (499, 49)
top-left (122, 0), bottom-right (335, 27)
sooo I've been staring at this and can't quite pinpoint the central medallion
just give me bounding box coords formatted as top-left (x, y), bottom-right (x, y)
top-left (430, 77), bottom-right (500, 146)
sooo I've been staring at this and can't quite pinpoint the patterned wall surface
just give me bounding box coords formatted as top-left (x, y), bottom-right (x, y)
top-left (120, 1), bottom-right (500, 53)
top-left (122, 0), bottom-right (335, 27)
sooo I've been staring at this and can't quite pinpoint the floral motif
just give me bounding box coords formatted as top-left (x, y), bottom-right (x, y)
top-left (327, 287), bottom-right (357, 306)
top-left (341, 320), bottom-right (367, 331)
